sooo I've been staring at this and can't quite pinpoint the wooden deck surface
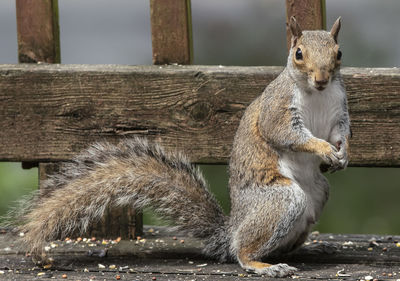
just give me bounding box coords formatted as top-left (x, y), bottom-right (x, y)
top-left (1, 226), bottom-right (399, 280)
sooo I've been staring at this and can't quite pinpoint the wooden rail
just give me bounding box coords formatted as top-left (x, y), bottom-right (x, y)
top-left (1, 64), bottom-right (399, 166)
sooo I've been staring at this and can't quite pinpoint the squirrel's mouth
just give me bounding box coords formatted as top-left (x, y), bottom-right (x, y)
top-left (316, 86), bottom-right (325, 91)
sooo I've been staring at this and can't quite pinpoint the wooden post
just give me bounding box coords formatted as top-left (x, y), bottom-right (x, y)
top-left (16, 0), bottom-right (60, 63)
top-left (15, 0), bottom-right (140, 239)
top-left (147, 0), bottom-right (193, 235)
top-left (16, 0), bottom-right (61, 191)
top-left (150, 0), bottom-right (193, 65)
top-left (15, 0), bottom-right (64, 233)
top-left (285, 0), bottom-right (326, 50)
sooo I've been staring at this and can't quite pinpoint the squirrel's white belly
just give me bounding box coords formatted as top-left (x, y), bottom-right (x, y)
top-left (300, 83), bottom-right (344, 139)
top-left (279, 152), bottom-right (323, 219)
top-left (276, 84), bottom-right (344, 249)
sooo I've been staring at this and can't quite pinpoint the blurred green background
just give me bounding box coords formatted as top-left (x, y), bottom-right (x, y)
top-left (0, 0), bottom-right (399, 234)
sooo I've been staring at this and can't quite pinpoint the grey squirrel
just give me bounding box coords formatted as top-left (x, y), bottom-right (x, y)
top-left (9, 17), bottom-right (350, 278)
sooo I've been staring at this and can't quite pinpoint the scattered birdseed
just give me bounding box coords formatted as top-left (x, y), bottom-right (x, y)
top-left (180, 239), bottom-right (185, 244)
top-left (62, 273), bottom-right (68, 279)
top-left (369, 240), bottom-right (379, 247)
top-left (172, 236), bottom-right (177, 240)
top-left (116, 275), bottom-right (121, 280)
top-left (0, 270), bottom-right (4, 274)
top-left (336, 269), bottom-right (351, 277)
top-left (367, 247), bottom-right (373, 251)
top-left (396, 242), bottom-right (400, 247)
top-left (44, 246), bottom-right (51, 252)
top-left (77, 237), bottom-right (82, 242)
top-left (43, 264), bottom-right (52, 269)
top-left (98, 264), bottom-right (106, 269)
top-left (365, 276), bottom-right (373, 281)
top-left (19, 232), bottom-right (25, 237)
top-left (37, 272), bottom-right (46, 276)
top-left (83, 268), bottom-right (89, 272)
top-left (109, 265), bottom-right (116, 269)
top-left (152, 277), bottom-right (157, 280)
top-left (91, 237), bottom-right (97, 242)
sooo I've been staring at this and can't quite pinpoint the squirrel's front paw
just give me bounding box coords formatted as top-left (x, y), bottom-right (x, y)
top-left (329, 144), bottom-right (348, 172)
top-left (318, 143), bottom-right (342, 168)
top-left (336, 149), bottom-right (348, 170)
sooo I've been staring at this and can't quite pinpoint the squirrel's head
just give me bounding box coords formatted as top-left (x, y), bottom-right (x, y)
top-left (288, 16), bottom-right (342, 92)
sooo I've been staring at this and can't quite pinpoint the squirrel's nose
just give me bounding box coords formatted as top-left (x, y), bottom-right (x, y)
top-left (315, 79), bottom-right (328, 86)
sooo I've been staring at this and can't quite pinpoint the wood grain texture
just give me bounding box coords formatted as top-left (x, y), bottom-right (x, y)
top-left (15, 0), bottom-right (60, 63)
top-left (150, 0), bottom-right (193, 64)
top-left (0, 64), bottom-right (399, 166)
top-left (285, 0), bottom-right (325, 49)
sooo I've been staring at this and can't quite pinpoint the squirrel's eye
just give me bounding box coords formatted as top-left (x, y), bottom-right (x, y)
top-left (337, 50), bottom-right (342, 60)
top-left (295, 48), bottom-right (303, 60)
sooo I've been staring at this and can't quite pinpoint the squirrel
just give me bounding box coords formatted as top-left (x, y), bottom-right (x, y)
top-left (7, 17), bottom-right (350, 278)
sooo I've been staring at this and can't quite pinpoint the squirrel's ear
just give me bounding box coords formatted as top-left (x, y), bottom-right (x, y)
top-left (330, 17), bottom-right (341, 43)
top-left (289, 16), bottom-right (302, 47)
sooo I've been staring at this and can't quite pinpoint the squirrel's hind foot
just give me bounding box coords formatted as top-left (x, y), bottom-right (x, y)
top-left (242, 261), bottom-right (298, 278)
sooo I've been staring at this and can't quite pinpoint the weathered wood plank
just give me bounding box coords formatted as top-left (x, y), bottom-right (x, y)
top-left (0, 262), bottom-right (395, 281)
top-left (285, 0), bottom-right (326, 49)
top-left (0, 64), bottom-right (399, 166)
top-left (15, 0), bottom-right (60, 63)
top-left (150, 0), bottom-right (193, 65)
top-left (1, 227), bottom-right (399, 280)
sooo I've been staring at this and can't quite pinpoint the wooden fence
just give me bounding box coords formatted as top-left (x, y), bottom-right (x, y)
top-left (1, 0), bottom-right (399, 238)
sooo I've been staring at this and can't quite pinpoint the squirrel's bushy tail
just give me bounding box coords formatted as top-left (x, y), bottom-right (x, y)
top-left (16, 138), bottom-right (230, 261)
